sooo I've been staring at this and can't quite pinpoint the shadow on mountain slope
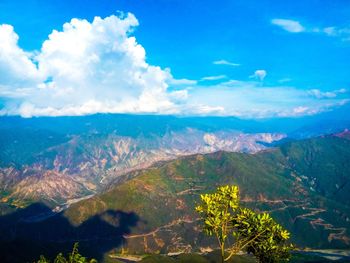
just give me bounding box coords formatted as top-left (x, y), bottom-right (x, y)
top-left (0, 203), bottom-right (140, 263)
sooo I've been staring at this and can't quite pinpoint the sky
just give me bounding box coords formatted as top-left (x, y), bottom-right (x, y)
top-left (0, 0), bottom-right (349, 118)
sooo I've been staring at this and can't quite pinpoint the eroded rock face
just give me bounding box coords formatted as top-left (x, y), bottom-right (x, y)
top-left (24, 136), bottom-right (348, 256)
top-left (0, 128), bottom-right (286, 207)
top-left (63, 135), bottom-right (350, 252)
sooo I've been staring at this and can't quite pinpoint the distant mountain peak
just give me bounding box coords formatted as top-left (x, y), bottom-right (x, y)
top-left (333, 129), bottom-right (350, 140)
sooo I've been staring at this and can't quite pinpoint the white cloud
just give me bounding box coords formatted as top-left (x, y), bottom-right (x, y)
top-left (201, 75), bottom-right (227, 81)
top-left (213, 60), bottom-right (240, 66)
top-left (292, 106), bottom-right (309, 114)
top-left (322, 26), bottom-right (350, 41)
top-left (0, 13), bottom-right (182, 117)
top-left (186, 104), bottom-right (225, 115)
top-left (169, 90), bottom-right (188, 102)
top-left (0, 24), bottom-right (42, 87)
top-left (185, 80), bottom-right (349, 118)
top-left (308, 88), bottom-right (347, 99)
top-left (0, 13), bottom-right (348, 119)
top-left (168, 77), bottom-right (197, 85)
top-left (323, 27), bottom-right (337, 36)
top-left (271, 19), bottom-right (305, 33)
top-left (278, 78), bottom-right (292, 83)
top-left (271, 18), bottom-right (350, 41)
top-left (250, 70), bottom-right (267, 81)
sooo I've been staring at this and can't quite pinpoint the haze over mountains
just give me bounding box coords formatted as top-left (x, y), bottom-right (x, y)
top-left (0, 113), bottom-right (350, 262)
top-left (1, 109), bottom-right (350, 208)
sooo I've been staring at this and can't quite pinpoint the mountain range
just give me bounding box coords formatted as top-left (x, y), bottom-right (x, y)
top-left (0, 115), bottom-right (288, 208)
top-left (0, 114), bottom-right (350, 262)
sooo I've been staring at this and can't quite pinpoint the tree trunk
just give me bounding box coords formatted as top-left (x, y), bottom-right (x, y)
top-left (221, 244), bottom-right (225, 263)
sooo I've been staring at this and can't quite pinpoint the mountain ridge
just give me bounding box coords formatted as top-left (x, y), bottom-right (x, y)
top-left (59, 134), bottom-right (350, 252)
top-left (1, 113), bottom-right (349, 208)
top-left (0, 125), bottom-right (286, 207)
top-left (0, 132), bottom-right (350, 262)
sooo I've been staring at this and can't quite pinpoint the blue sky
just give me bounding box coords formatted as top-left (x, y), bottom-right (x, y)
top-left (0, 0), bottom-right (349, 118)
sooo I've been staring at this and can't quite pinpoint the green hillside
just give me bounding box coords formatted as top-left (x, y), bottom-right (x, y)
top-left (63, 134), bottom-right (350, 255)
top-left (279, 135), bottom-right (350, 206)
top-left (1, 134), bottom-right (349, 262)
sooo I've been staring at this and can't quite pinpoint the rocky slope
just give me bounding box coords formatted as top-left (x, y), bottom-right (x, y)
top-left (0, 125), bottom-right (285, 207)
top-left (1, 111), bottom-right (350, 208)
top-left (0, 133), bottom-right (349, 263)
top-left (62, 133), bottom-right (350, 253)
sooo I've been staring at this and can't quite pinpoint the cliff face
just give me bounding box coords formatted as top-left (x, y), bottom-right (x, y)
top-left (0, 126), bottom-right (285, 207)
top-left (1, 113), bottom-right (349, 209)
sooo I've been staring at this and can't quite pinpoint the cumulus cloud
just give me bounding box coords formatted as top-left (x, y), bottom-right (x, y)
top-left (0, 13), bottom-right (185, 117)
top-left (213, 60), bottom-right (240, 66)
top-left (271, 19), bottom-right (305, 33)
top-left (0, 13), bottom-right (349, 119)
top-left (0, 24), bottom-right (42, 87)
top-left (250, 70), bottom-right (267, 81)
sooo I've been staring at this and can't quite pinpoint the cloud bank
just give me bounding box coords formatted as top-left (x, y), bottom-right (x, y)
top-left (186, 81), bottom-right (349, 118)
top-left (0, 13), bottom-right (348, 118)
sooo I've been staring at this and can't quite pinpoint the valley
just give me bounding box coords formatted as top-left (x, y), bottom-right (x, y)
top-left (0, 115), bottom-right (287, 208)
top-left (0, 115), bottom-right (350, 262)
top-left (0, 125), bottom-right (349, 262)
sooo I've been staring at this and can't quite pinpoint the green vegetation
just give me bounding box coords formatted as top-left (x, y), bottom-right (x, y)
top-left (61, 135), bottom-right (350, 255)
top-left (137, 252), bottom-right (349, 263)
top-left (37, 243), bottom-right (97, 263)
top-left (279, 136), bottom-right (350, 206)
top-left (137, 253), bottom-right (256, 262)
top-left (1, 134), bottom-right (350, 262)
top-left (234, 208), bottom-right (292, 262)
top-left (196, 185), bottom-right (292, 262)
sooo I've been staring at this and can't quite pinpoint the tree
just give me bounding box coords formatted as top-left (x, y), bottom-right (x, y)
top-left (195, 185), bottom-right (239, 262)
top-left (36, 243), bottom-right (97, 263)
top-left (195, 185), bottom-right (292, 262)
top-left (233, 207), bottom-right (293, 263)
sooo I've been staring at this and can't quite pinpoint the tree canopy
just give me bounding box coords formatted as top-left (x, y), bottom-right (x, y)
top-left (195, 185), bottom-right (293, 262)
